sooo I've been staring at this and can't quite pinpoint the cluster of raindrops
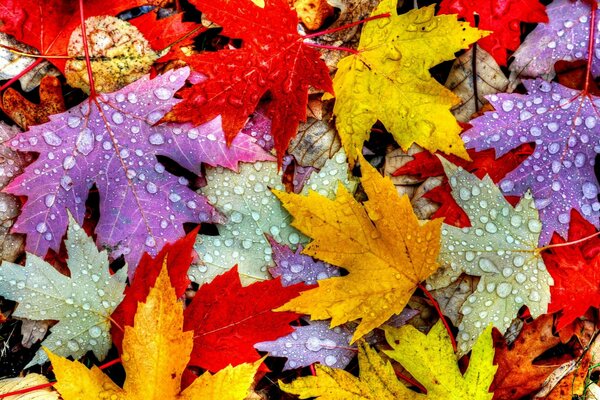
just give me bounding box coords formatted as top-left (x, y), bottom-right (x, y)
top-left (430, 164), bottom-right (552, 354)
top-left (255, 320), bottom-right (354, 370)
top-left (510, 0), bottom-right (600, 78)
top-left (0, 216), bottom-right (125, 367)
top-left (7, 68), bottom-right (223, 270)
top-left (463, 79), bottom-right (600, 243)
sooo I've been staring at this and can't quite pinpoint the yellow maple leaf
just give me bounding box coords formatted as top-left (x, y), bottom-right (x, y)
top-left (274, 155), bottom-right (442, 342)
top-left (280, 322), bottom-right (496, 400)
top-left (329, 0), bottom-right (488, 164)
top-left (383, 323), bottom-right (496, 400)
top-left (46, 262), bottom-right (260, 400)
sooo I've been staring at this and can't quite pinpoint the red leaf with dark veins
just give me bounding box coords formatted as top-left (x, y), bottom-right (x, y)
top-left (183, 265), bottom-right (308, 372)
top-left (165, 0), bottom-right (333, 164)
top-left (129, 11), bottom-right (201, 55)
top-left (438, 0), bottom-right (548, 66)
top-left (543, 209), bottom-right (600, 330)
top-left (0, 0), bottom-right (145, 72)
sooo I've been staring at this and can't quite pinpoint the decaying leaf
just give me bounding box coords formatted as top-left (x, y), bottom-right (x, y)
top-left (275, 155), bottom-right (442, 342)
top-left (0, 33), bottom-right (59, 92)
top-left (1, 75), bottom-right (66, 130)
top-left (0, 373), bottom-right (59, 399)
top-left (47, 263), bottom-right (261, 400)
top-left (288, 110), bottom-right (341, 169)
top-left (65, 16), bottom-right (158, 93)
top-left (444, 47), bottom-right (508, 122)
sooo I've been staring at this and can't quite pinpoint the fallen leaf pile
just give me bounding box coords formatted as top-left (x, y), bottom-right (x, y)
top-left (0, 0), bottom-right (598, 399)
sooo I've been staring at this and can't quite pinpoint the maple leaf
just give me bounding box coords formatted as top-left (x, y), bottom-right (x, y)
top-left (438, 0), bottom-right (547, 66)
top-left (542, 209), bottom-right (600, 330)
top-left (329, 0), bottom-right (487, 164)
top-left (165, 0), bottom-right (333, 163)
top-left (255, 319), bottom-right (355, 371)
top-left (0, 0), bottom-right (145, 72)
top-left (5, 68), bottom-right (271, 272)
top-left (462, 79), bottom-right (600, 242)
top-left (393, 145), bottom-right (533, 227)
top-left (129, 11), bottom-right (200, 57)
top-left (192, 149), bottom-right (354, 285)
top-left (510, 0), bottom-right (599, 78)
top-left (274, 155), bottom-right (442, 342)
top-left (47, 262), bottom-right (261, 400)
top-left (279, 340), bottom-right (416, 399)
top-left (268, 236), bottom-right (340, 286)
top-left (490, 314), bottom-right (581, 400)
top-left (428, 160), bottom-right (553, 354)
top-left (0, 374), bottom-right (58, 399)
top-left (280, 322), bottom-right (496, 399)
top-left (183, 266), bottom-right (306, 372)
top-left (0, 214), bottom-right (126, 367)
top-left (110, 228), bottom-right (199, 352)
top-left (383, 322), bottom-right (496, 400)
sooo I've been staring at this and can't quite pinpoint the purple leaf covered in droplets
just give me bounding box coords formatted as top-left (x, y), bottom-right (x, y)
top-left (268, 236), bottom-right (339, 286)
top-left (511, 0), bottom-right (600, 78)
top-left (462, 79), bottom-right (600, 243)
top-left (5, 67), bottom-right (272, 274)
top-left (254, 320), bottom-right (355, 371)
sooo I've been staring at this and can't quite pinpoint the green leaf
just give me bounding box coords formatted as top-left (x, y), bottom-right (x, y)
top-left (0, 214), bottom-right (126, 367)
top-left (383, 322), bottom-right (496, 400)
top-left (191, 149), bottom-right (356, 285)
top-left (428, 159), bottom-right (553, 354)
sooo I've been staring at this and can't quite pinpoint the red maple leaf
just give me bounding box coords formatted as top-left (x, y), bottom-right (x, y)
top-left (0, 0), bottom-right (144, 72)
top-left (438, 0), bottom-right (548, 65)
top-left (542, 209), bottom-right (600, 330)
top-left (110, 228), bottom-right (199, 351)
top-left (129, 11), bottom-right (201, 57)
top-left (393, 144), bottom-right (533, 226)
top-left (165, 0), bottom-right (333, 164)
top-left (183, 265), bottom-right (307, 372)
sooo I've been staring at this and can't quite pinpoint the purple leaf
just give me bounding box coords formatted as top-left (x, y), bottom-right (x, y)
top-left (5, 67), bottom-right (271, 274)
top-left (254, 320), bottom-right (355, 370)
top-left (462, 79), bottom-right (600, 243)
top-left (241, 104), bottom-right (273, 152)
top-left (268, 236), bottom-right (339, 286)
top-left (511, 0), bottom-right (600, 78)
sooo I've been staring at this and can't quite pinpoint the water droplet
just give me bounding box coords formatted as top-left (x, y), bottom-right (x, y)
top-left (230, 212), bottom-right (243, 223)
top-left (324, 355), bottom-right (337, 366)
top-left (89, 326), bottom-right (102, 338)
top-left (67, 340), bottom-right (80, 351)
top-left (169, 193), bottom-right (181, 202)
top-left (145, 236), bottom-right (156, 247)
top-left (583, 182), bottom-right (598, 199)
top-left (502, 100), bottom-right (514, 112)
top-left (459, 187), bottom-right (471, 201)
top-left (36, 222), bottom-right (47, 233)
top-left (111, 112), bottom-right (124, 124)
top-left (478, 258), bottom-right (499, 273)
top-left (149, 133), bottom-right (165, 145)
top-left (61, 175), bottom-right (73, 191)
top-left (76, 128), bottom-right (94, 155)
top-left (63, 155), bottom-right (76, 170)
top-left (485, 222), bottom-right (497, 233)
top-left (42, 131), bottom-right (62, 146)
top-left (146, 182), bottom-right (158, 194)
top-left (45, 194), bottom-right (56, 208)
top-left (527, 219), bottom-right (542, 233)
top-left (153, 87), bottom-right (171, 100)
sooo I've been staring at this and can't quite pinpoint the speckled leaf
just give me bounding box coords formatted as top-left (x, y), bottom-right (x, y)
top-left (268, 237), bottom-right (339, 286)
top-left (428, 160), bottom-right (553, 355)
top-left (510, 0), bottom-right (600, 78)
top-left (254, 320), bottom-right (354, 371)
top-left (5, 68), bottom-right (270, 273)
top-left (0, 214), bottom-right (126, 367)
top-left (191, 149), bottom-right (356, 285)
top-left (462, 80), bottom-right (600, 243)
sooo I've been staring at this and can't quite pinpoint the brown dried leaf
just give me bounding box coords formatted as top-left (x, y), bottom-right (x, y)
top-left (288, 111), bottom-right (341, 168)
top-left (0, 373), bottom-right (59, 399)
top-left (294, 0), bottom-right (335, 30)
top-left (445, 47), bottom-right (508, 122)
top-left (1, 75), bottom-right (65, 130)
top-left (429, 274), bottom-right (478, 327)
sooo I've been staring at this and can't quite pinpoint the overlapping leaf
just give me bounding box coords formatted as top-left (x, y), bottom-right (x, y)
top-left (462, 79), bottom-right (600, 242)
top-left (275, 156), bottom-right (442, 342)
top-left (166, 0), bottom-right (333, 162)
top-left (428, 160), bottom-right (553, 354)
top-left (0, 214), bottom-right (126, 366)
top-left (47, 263), bottom-right (260, 400)
top-left (5, 68), bottom-right (271, 272)
top-left (330, 0), bottom-right (487, 163)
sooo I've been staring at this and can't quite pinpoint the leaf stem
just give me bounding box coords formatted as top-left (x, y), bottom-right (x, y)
top-left (584, 0), bottom-right (598, 94)
top-left (79, 0), bottom-right (96, 98)
top-left (0, 44), bottom-right (71, 59)
top-left (304, 42), bottom-right (359, 54)
top-left (156, 25), bottom-right (205, 55)
top-left (0, 58), bottom-right (43, 92)
top-left (395, 370), bottom-right (427, 393)
top-left (538, 230), bottom-right (600, 252)
top-left (302, 13), bottom-right (391, 39)
top-left (417, 283), bottom-right (457, 353)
